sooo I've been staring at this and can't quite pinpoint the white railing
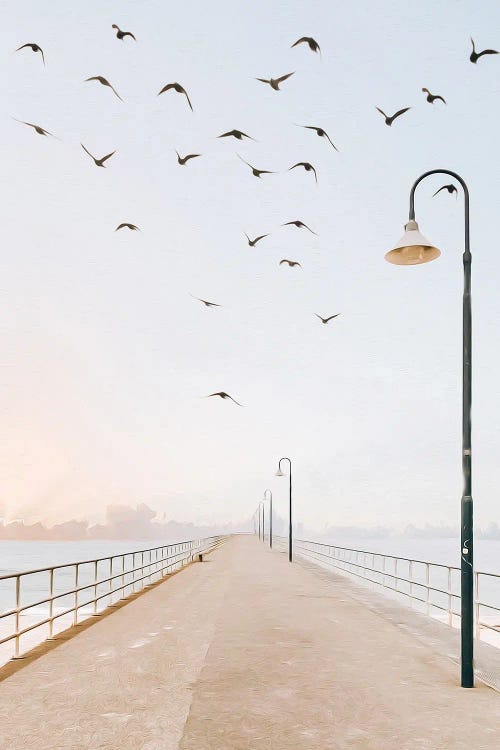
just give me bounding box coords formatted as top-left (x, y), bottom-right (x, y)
top-left (272, 536), bottom-right (500, 647)
top-left (0, 536), bottom-right (226, 665)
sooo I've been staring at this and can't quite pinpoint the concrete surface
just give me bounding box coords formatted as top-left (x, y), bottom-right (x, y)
top-left (0, 535), bottom-right (499, 749)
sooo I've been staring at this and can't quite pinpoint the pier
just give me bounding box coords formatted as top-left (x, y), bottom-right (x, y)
top-left (1, 535), bottom-right (499, 749)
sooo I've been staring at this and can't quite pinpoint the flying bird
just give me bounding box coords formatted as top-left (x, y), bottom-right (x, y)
top-left (190, 294), bottom-right (221, 308)
top-left (289, 162), bottom-right (317, 183)
top-left (470, 37), bottom-right (498, 63)
top-left (291, 37), bottom-right (321, 54)
top-left (85, 76), bottom-right (123, 101)
top-left (237, 155), bottom-right (274, 178)
top-left (433, 184), bottom-right (458, 197)
top-left (256, 72), bottom-right (295, 91)
top-left (283, 220), bottom-right (317, 234)
top-left (157, 82), bottom-right (193, 111)
top-left (375, 106), bottom-right (411, 126)
top-left (315, 313), bottom-right (340, 324)
top-left (112, 24), bottom-right (136, 41)
top-left (279, 259), bottom-right (302, 268)
top-left (115, 223), bottom-right (140, 231)
top-left (176, 151), bottom-right (201, 165)
top-left (422, 88), bottom-right (446, 104)
top-left (218, 129), bottom-right (255, 141)
top-left (298, 125), bottom-right (338, 150)
top-left (206, 392), bottom-right (243, 406)
top-left (16, 43), bottom-right (45, 65)
top-left (81, 144), bottom-right (116, 167)
top-left (13, 119), bottom-right (58, 138)
top-left (244, 233), bottom-right (268, 247)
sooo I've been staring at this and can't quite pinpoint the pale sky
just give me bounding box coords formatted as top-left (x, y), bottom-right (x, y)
top-left (1, 0), bottom-right (500, 531)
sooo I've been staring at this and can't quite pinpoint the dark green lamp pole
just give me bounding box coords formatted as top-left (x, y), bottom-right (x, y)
top-left (385, 168), bottom-right (474, 688)
top-left (276, 457), bottom-right (292, 562)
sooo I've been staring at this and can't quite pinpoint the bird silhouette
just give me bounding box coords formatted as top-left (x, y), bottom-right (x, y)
top-left (190, 294), bottom-right (221, 308)
top-left (256, 72), bottom-right (295, 91)
top-left (207, 392), bottom-right (243, 406)
top-left (115, 223), bottom-right (140, 231)
top-left (433, 184), bottom-right (458, 197)
top-left (157, 82), bottom-right (193, 110)
top-left (291, 37), bottom-right (321, 54)
top-left (112, 24), bottom-right (136, 41)
top-left (13, 119), bottom-right (58, 138)
top-left (315, 313), bottom-right (340, 324)
top-left (298, 125), bottom-right (338, 150)
top-left (218, 129), bottom-right (255, 141)
top-left (16, 43), bottom-right (45, 65)
top-left (85, 76), bottom-right (123, 101)
top-left (422, 88), bottom-right (446, 104)
top-left (81, 144), bottom-right (116, 167)
top-left (279, 259), bottom-right (302, 268)
top-left (375, 106), bottom-right (411, 126)
top-left (283, 220), bottom-right (317, 234)
top-left (244, 233), bottom-right (268, 246)
top-left (289, 162), bottom-right (317, 183)
top-left (470, 37), bottom-right (498, 63)
top-left (237, 155), bottom-right (274, 177)
top-left (176, 151), bottom-right (201, 165)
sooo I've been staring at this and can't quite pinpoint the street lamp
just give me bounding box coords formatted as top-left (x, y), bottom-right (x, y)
top-left (386, 168), bottom-right (474, 689)
top-left (264, 489), bottom-right (273, 549)
top-left (276, 457), bottom-right (292, 562)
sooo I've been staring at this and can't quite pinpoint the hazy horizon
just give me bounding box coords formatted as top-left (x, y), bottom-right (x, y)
top-left (2, 1), bottom-right (500, 533)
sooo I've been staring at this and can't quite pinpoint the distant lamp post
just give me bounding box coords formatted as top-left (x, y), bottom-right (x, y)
top-left (386, 168), bottom-right (474, 689)
top-left (264, 489), bottom-right (273, 549)
top-left (276, 457), bottom-right (292, 562)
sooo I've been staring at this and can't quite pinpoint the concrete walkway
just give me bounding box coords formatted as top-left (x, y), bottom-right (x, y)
top-left (0, 536), bottom-right (499, 749)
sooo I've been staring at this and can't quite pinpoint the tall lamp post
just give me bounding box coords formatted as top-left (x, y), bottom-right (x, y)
top-left (276, 457), bottom-right (292, 562)
top-left (385, 168), bottom-right (474, 689)
top-left (264, 489), bottom-right (273, 549)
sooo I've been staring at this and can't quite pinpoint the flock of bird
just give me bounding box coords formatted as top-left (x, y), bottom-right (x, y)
top-left (13, 28), bottom-right (499, 407)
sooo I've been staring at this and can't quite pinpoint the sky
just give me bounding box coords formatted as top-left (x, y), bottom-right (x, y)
top-left (1, 0), bottom-right (500, 532)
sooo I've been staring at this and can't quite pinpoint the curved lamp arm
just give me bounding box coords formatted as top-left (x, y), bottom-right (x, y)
top-left (408, 169), bottom-right (470, 259)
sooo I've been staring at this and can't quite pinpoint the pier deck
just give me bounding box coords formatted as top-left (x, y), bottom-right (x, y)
top-left (0, 535), bottom-right (499, 749)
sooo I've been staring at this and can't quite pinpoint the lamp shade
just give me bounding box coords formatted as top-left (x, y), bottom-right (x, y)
top-left (275, 468), bottom-right (285, 477)
top-left (385, 220), bottom-right (441, 266)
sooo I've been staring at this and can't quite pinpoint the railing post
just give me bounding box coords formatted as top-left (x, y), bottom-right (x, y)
top-left (448, 567), bottom-right (453, 627)
top-left (94, 560), bottom-right (98, 614)
top-left (109, 557), bottom-right (113, 604)
top-left (425, 563), bottom-right (430, 616)
top-left (74, 564), bottom-right (79, 626)
top-left (409, 561), bottom-right (413, 608)
top-left (474, 572), bottom-right (480, 640)
top-left (14, 575), bottom-right (21, 658)
top-left (49, 568), bottom-right (54, 637)
top-left (122, 555), bottom-right (125, 598)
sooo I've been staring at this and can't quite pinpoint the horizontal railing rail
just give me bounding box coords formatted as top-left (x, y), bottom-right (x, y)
top-left (271, 536), bottom-right (500, 646)
top-left (0, 535), bottom-right (226, 664)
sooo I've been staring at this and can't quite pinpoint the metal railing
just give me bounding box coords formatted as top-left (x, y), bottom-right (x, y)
top-left (0, 536), bottom-right (225, 664)
top-left (273, 536), bottom-right (500, 647)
